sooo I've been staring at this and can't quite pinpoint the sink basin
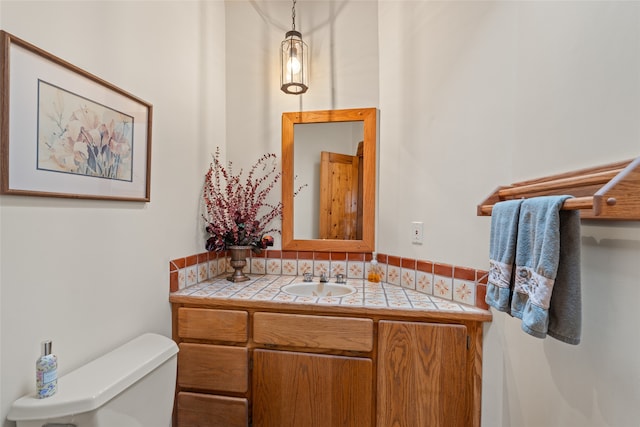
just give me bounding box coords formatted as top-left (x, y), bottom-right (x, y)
top-left (281, 282), bottom-right (357, 298)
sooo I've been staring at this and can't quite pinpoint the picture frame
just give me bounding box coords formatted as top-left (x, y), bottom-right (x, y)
top-left (0, 30), bottom-right (152, 202)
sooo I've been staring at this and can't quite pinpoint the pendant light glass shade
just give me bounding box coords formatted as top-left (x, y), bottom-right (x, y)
top-left (280, 30), bottom-right (309, 94)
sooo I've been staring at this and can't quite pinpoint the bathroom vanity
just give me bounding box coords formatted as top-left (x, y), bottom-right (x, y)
top-left (169, 276), bottom-right (491, 427)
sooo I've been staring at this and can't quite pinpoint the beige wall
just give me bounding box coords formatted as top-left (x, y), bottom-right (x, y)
top-left (378, 1), bottom-right (640, 426)
top-left (1, 1), bottom-right (639, 426)
top-left (0, 1), bottom-right (226, 425)
top-left (223, 0), bottom-right (379, 214)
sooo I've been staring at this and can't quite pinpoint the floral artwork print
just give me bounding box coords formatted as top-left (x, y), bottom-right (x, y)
top-left (37, 80), bottom-right (134, 181)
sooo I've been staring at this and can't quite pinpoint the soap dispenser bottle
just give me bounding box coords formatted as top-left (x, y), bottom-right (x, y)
top-left (36, 340), bottom-right (57, 398)
top-left (367, 253), bottom-right (381, 283)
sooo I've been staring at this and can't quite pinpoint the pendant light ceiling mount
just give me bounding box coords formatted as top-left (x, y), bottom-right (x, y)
top-left (280, 0), bottom-right (309, 95)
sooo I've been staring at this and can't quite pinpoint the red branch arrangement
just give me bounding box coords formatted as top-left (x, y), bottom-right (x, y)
top-left (203, 148), bottom-right (282, 253)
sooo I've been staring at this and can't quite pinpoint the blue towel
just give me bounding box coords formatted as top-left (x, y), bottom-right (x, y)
top-left (547, 209), bottom-right (582, 344)
top-left (486, 199), bottom-right (523, 313)
top-left (511, 195), bottom-right (582, 344)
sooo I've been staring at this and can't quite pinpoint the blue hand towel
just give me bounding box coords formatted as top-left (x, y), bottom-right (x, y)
top-left (511, 195), bottom-right (582, 344)
top-left (486, 199), bottom-right (523, 313)
top-left (547, 209), bottom-right (582, 344)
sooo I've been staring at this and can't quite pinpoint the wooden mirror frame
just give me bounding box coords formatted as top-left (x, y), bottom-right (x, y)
top-left (282, 107), bottom-right (376, 252)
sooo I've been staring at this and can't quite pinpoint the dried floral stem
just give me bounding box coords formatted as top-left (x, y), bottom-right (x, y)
top-left (203, 148), bottom-right (284, 253)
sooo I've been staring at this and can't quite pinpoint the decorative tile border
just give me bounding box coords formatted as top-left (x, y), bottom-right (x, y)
top-left (171, 275), bottom-right (489, 315)
top-left (169, 250), bottom-right (489, 310)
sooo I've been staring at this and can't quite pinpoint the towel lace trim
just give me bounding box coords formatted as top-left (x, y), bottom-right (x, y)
top-left (488, 259), bottom-right (512, 289)
top-left (514, 266), bottom-right (555, 309)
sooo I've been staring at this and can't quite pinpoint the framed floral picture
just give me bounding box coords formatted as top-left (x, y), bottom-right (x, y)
top-left (0, 30), bottom-right (152, 201)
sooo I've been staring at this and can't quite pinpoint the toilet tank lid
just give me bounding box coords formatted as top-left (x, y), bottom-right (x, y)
top-left (8, 333), bottom-right (178, 421)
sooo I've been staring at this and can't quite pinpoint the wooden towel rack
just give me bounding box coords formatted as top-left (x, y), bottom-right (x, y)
top-left (477, 156), bottom-right (640, 220)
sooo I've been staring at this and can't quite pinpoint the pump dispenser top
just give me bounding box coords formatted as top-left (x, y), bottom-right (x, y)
top-left (368, 253), bottom-right (381, 283)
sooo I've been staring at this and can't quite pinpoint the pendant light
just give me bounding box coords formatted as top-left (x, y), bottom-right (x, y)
top-left (280, 0), bottom-right (309, 94)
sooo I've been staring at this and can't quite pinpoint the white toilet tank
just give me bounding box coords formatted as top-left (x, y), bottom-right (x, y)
top-left (8, 333), bottom-right (178, 427)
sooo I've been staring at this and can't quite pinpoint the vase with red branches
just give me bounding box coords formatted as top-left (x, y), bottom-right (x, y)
top-left (203, 148), bottom-right (284, 281)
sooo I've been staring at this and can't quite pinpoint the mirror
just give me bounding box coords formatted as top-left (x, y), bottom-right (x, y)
top-left (282, 108), bottom-right (376, 252)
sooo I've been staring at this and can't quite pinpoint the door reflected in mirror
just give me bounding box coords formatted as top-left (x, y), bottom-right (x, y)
top-left (282, 108), bottom-right (376, 252)
top-left (293, 121), bottom-right (364, 240)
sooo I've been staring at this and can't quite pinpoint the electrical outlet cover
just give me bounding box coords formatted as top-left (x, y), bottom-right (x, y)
top-left (411, 221), bottom-right (423, 244)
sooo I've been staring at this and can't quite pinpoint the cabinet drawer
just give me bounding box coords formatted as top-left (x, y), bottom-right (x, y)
top-left (177, 392), bottom-right (248, 427)
top-left (178, 307), bottom-right (248, 343)
top-left (253, 312), bottom-right (373, 352)
top-left (178, 343), bottom-right (248, 393)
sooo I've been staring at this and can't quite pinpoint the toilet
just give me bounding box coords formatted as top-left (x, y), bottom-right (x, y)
top-left (8, 333), bottom-right (178, 427)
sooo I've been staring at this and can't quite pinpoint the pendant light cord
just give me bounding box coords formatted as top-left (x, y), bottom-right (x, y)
top-left (291, 0), bottom-right (297, 32)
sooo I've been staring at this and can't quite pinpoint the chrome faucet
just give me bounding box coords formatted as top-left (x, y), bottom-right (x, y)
top-left (319, 272), bottom-right (328, 283)
top-left (303, 272), bottom-right (313, 282)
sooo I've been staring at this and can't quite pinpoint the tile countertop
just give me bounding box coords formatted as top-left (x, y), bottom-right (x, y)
top-left (170, 275), bottom-right (492, 323)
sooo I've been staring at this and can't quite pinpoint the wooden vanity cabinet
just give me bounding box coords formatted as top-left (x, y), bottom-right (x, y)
top-left (252, 312), bottom-right (375, 427)
top-left (252, 312), bottom-right (374, 352)
top-left (174, 307), bottom-right (250, 427)
top-left (177, 392), bottom-right (248, 427)
top-left (253, 349), bottom-right (373, 427)
top-left (171, 303), bottom-right (485, 427)
top-left (377, 320), bottom-right (470, 427)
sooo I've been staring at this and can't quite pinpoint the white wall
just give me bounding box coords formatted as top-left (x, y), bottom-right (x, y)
top-left (379, 1), bottom-right (640, 426)
top-left (0, 1), bottom-right (226, 425)
top-left (0, 1), bottom-right (377, 425)
top-left (223, 0), bottom-right (379, 190)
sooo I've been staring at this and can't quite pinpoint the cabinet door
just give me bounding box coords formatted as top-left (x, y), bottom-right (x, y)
top-left (377, 321), bottom-right (469, 427)
top-left (253, 349), bottom-right (373, 427)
